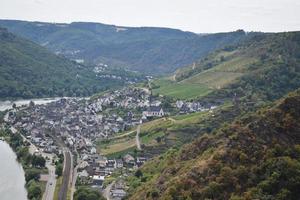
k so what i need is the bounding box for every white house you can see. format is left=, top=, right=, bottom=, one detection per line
left=143, top=106, right=165, bottom=117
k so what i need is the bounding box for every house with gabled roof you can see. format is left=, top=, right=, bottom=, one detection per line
left=143, top=106, right=165, bottom=117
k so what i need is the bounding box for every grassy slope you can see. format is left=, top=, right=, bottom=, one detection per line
left=152, top=50, right=259, bottom=100
left=152, top=79, right=212, bottom=99
left=128, top=89, right=300, bottom=200
left=152, top=32, right=300, bottom=101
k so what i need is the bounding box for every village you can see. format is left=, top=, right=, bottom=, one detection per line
left=3, top=85, right=217, bottom=200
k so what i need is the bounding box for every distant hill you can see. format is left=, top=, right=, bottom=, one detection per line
left=152, top=31, right=300, bottom=103
left=127, top=89, right=300, bottom=200
left=0, top=20, right=254, bottom=74
left=0, top=27, right=135, bottom=99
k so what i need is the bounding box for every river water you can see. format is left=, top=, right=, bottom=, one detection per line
left=0, top=97, right=64, bottom=111
left=0, top=97, right=90, bottom=112
left=0, top=141, right=27, bottom=200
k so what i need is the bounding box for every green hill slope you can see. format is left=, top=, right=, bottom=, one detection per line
left=0, top=20, right=254, bottom=74
left=127, top=89, right=300, bottom=200
left=0, top=27, right=127, bottom=99
left=153, top=32, right=300, bottom=101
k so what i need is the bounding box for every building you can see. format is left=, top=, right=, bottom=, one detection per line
left=111, top=189, right=126, bottom=199
left=143, top=106, right=165, bottom=117
left=92, top=175, right=105, bottom=186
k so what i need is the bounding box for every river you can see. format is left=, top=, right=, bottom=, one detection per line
left=0, top=140, right=27, bottom=200
left=0, top=97, right=90, bottom=112
left=0, top=97, right=65, bottom=111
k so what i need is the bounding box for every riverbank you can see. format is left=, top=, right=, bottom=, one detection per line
left=0, top=128, right=48, bottom=200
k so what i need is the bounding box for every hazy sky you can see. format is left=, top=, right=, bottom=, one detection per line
left=0, top=0, right=299, bottom=33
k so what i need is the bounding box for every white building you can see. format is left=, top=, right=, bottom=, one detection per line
left=143, top=106, right=165, bottom=117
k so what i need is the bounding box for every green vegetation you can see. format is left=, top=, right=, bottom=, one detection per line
left=0, top=27, right=139, bottom=99
left=124, top=32, right=300, bottom=199
left=55, top=153, right=64, bottom=177
left=98, top=137, right=136, bottom=156
left=27, top=180, right=43, bottom=200
left=152, top=32, right=300, bottom=104
left=97, top=103, right=239, bottom=158
left=152, top=78, right=212, bottom=100
left=74, top=187, right=105, bottom=200
left=0, top=20, right=253, bottom=74
left=127, top=89, right=300, bottom=200
left=0, top=129, right=47, bottom=200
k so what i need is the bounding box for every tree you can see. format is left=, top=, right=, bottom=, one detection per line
left=25, top=169, right=40, bottom=182
left=155, top=136, right=162, bottom=143
left=32, top=155, right=46, bottom=168
left=56, top=164, right=63, bottom=177
left=74, top=187, right=105, bottom=200
left=135, top=169, right=143, bottom=178
left=27, top=180, right=42, bottom=200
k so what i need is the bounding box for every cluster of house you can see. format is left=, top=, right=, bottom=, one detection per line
left=175, top=100, right=217, bottom=114
left=93, top=63, right=143, bottom=84
left=6, top=87, right=154, bottom=148
left=93, top=87, right=151, bottom=110
left=76, top=152, right=147, bottom=198
left=110, top=180, right=128, bottom=200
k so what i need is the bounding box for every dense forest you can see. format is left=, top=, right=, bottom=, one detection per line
left=0, top=27, right=141, bottom=99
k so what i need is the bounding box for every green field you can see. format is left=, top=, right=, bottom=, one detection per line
left=152, top=55, right=258, bottom=99
left=182, top=56, right=257, bottom=89
left=152, top=79, right=212, bottom=100
left=97, top=136, right=136, bottom=156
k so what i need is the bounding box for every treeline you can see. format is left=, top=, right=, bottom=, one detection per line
left=74, top=187, right=105, bottom=200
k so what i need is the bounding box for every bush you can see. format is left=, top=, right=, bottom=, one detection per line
left=55, top=164, right=63, bottom=177
left=31, top=155, right=46, bottom=168
left=27, top=180, right=42, bottom=200
left=74, top=187, right=105, bottom=200
left=25, top=169, right=40, bottom=182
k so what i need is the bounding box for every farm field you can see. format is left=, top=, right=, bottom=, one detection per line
left=152, top=79, right=212, bottom=100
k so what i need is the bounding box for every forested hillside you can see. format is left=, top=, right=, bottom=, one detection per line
left=124, top=32, right=300, bottom=200
left=0, top=27, right=131, bottom=99
left=0, top=20, right=254, bottom=74
left=127, top=89, right=300, bottom=200
left=153, top=31, right=300, bottom=103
